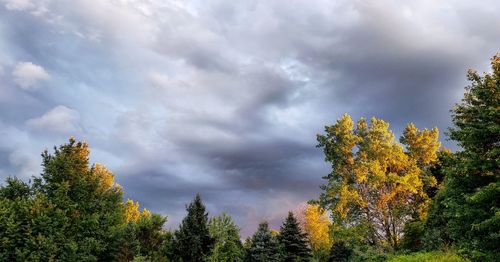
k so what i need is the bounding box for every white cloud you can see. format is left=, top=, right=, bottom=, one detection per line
left=12, top=62, right=50, bottom=90
left=26, top=105, right=81, bottom=134
left=2, top=0, right=34, bottom=11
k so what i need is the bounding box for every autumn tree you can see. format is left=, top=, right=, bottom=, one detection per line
left=172, top=194, right=213, bottom=261
left=207, top=213, right=245, bottom=262
left=300, top=204, right=332, bottom=254
left=278, top=212, right=311, bottom=261
left=424, top=54, right=500, bottom=259
left=317, top=115, right=440, bottom=249
left=247, top=221, right=282, bottom=261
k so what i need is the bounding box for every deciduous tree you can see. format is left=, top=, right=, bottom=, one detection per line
left=317, top=115, right=440, bottom=249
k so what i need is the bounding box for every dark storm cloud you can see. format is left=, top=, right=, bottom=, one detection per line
left=1, top=0, right=499, bottom=236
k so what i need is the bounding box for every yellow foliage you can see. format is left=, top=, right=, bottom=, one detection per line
left=92, top=163, right=115, bottom=190
left=124, top=199, right=140, bottom=223
left=124, top=199, right=150, bottom=223
left=303, top=204, right=332, bottom=252
left=317, top=114, right=442, bottom=248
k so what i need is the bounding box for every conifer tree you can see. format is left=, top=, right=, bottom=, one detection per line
left=173, top=194, right=213, bottom=261
left=424, top=54, right=500, bottom=258
left=247, top=221, right=281, bottom=261
left=278, top=212, right=311, bottom=261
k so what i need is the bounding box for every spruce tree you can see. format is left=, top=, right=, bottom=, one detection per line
left=173, top=194, right=213, bottom=261
left=424, top=54, right=500, bottom=258
left=278, top=212, right=311, bottom=261
left=247, top=221, right=281, bottom=261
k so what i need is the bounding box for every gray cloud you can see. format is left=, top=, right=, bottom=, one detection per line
left=1, top=0, right=499, bottom=236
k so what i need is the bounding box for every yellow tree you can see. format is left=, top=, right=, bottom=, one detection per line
left=316, top=114, right=440, bottom=249
left=300, top=204, right=332, bottom=253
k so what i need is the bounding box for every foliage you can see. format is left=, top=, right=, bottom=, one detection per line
left=0, top=138, right=168, bottom=261
left=299, top=203, right=332, bottom=258
left=387, top=251, right=468, bottom=262
left=247, top=221, right=282, bottom=261
left=207, top=213, right=245, bottom=262
left=0, top=138, right=125, bottom=261
left=400, top=220, right=424, bottom=252
left=423, top=54, right=500, bottom=257
left=328, top=241, right=352, bottom=262
left=278, top=212, right=311, bottom=261
left=172, top=194, right=213, bottom=261
left=317, top=114, right=440, bottom=249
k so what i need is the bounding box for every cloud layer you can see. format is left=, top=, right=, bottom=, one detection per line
left=0, top=0, right=499, bottom=236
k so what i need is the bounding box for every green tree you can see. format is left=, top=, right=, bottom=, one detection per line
left=424, top=54, right=500, bottom=258
left=317, top=115, right=440, bottom=249
left=247, top=221, right=281, bottom=261
left=0, top=138, right=126, bottom=261
left=172, top=194, right=213, bottom=261
left=278, top=212, right=311, bottom=261
left=207, top=213, right=245, bottom=262
left=117, top=213, right=169, bottom=261
left=328, top=241, right=352, bottom=262
left=0, top=138, right=168, bottom=261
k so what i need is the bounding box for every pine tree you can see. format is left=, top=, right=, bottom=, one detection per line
left=424, top=54, right=500, bottom=258
left=278, top=212, right=311, bottom=261
left=247, top=221, right=281, bottom=261
left=173, top=194, right=213, bottom=261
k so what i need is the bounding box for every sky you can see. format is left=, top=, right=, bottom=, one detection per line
left=0, top=0, right=499, bottom=237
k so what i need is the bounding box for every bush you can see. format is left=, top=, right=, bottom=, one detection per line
left=388, top=251, right=468, bottom=262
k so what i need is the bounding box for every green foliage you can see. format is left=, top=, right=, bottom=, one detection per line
left=0, top=138, right=168, bottom=261
left=278, top=212, right=311, bottom=261
left=388, top=251, right=468, bottom=262
left=207, top=213, right=245, bottom=262
left=247, top=221, right=281, bottom=261
left=0, top=138, right=125, bottom=261
left=328, top=241, right=352, bottom=262
left=400, top=220, right=424, bottom=252
left=172, top=194, right=213, bottom=261
left=117, top=214, right=169, bottom=261
left=424, top=54, right=500, bottom=257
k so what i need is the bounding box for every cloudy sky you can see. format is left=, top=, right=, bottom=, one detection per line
left=0, top=0, right=499, bottom=236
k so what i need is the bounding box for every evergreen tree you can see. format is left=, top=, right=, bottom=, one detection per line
left=424, top=54, right=500, bottom=258
left=328, top=241, right=352, bottom=262
left=278, top=212, right=311, bottom=261
left=172, top=194, right=213, bottom=261
left=247, top=221, right=281, bottom=261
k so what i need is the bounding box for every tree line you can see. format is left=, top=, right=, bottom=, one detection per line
left=0, top=54, right=498, bottom=261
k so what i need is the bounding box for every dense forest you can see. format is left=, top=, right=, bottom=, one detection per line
left=0, top=55, right=498, bottom=261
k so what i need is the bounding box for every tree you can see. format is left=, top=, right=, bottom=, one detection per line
left=172, top=194, right=213, bottom=261
left=424, top=54, right=500, bottom=258
left=0, top=138, right=126, bottom=261
left=297, top=203, right=332, bottom=257
left=278, top=212, right=311, bottom=261
left=317, top=115, right=440, bottom=249
left=247, top=221, right=281, bottom=261
left=0, top=138, right=168, bottom=261
left=207, top=213, right=245, bottom=262
left=328, top=241, right=352, bottom=262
